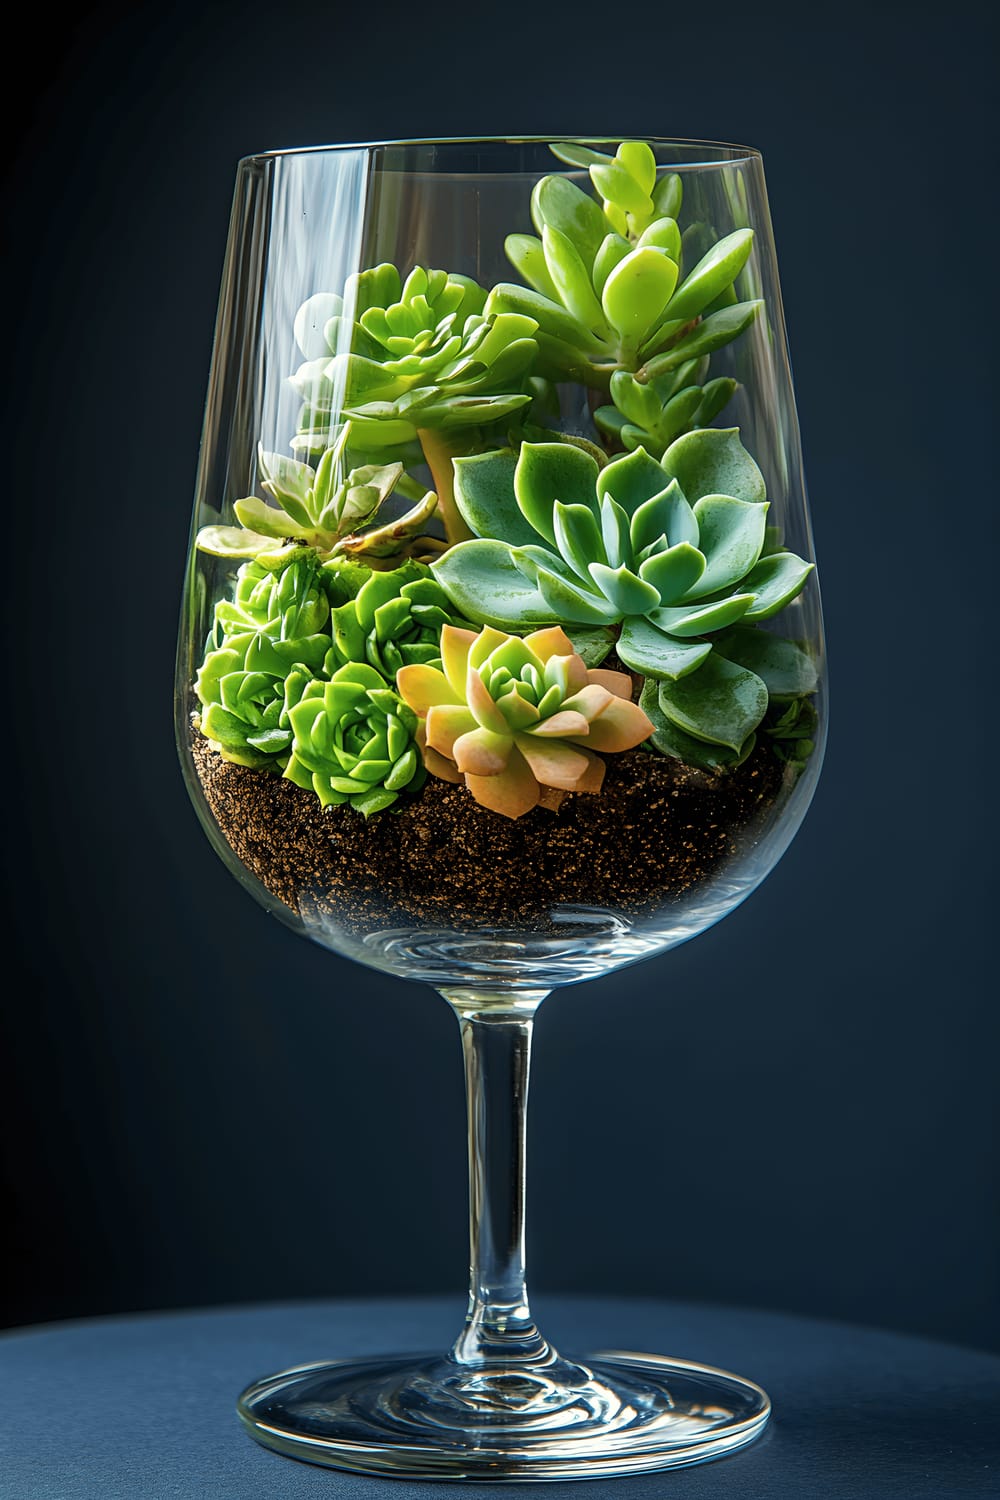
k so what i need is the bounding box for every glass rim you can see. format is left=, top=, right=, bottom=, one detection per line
left=238, top=134, right=763, bottom=168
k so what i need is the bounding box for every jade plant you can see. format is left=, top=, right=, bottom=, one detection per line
left=397, top=625, right=652, bottom=818
left=193, top=137, right=819, bottom=815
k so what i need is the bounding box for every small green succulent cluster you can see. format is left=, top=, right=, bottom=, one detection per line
left=195, top=547, right=470, bottom=810
left=290, top=264, right=538, bottom=460
left=432, top=427, right=816, bottom=768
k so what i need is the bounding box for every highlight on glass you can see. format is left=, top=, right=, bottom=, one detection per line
left=176, top=136, right=826, bottom=1479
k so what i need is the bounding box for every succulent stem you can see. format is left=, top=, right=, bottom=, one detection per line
left=418, top=428, right=476, bottom=546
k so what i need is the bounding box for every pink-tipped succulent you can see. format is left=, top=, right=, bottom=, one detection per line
left=396, top=624, right=653, bottom=818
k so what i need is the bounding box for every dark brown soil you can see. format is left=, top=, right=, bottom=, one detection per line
left=191, top=727, right=785, bottom=933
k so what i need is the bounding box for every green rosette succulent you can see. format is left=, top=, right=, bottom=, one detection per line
left=397, top=624, right=653, bottom=819
left=196, top=424, right=439, bottom=565
left=594, top=360, right=738, bottom=460
left=195, top=549, right=330, bottom=767
left=431, top=428, right=815, bottom=767
left=289, top=264, right=539, bottom=459
left=283, top=663, right=425, bottom=815
left=488, top=139, right=760, bottom=396
left=327, top=564, right=472, bottom=678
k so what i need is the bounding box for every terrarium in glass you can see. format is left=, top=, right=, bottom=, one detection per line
left=175, top=136, right=826, bottom=1479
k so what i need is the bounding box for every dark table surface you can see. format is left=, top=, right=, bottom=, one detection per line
left=1, top=1295, right=998, bottom=1498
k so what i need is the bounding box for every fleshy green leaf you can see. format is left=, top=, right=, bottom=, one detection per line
left=533, top=563, right=619, bottom=625
left=553, top=501, right=606, bottom=579
left=656, top=652, right=768, bottom=750
left=587, top=562, right=661, bottom=615
left=644, top=301, right=762, bottom=373
left=651, top=593, right=755, bottom=637
left=432, top=541, right=554, bottom=628
left=639, top=542, right=706, bottom=604
left=630, top=478, right=699, bottom=551
left=640, top=678, right=751, bottom=768
left=662, top=229, right=755, bottom=323
left=531, top=174, right=608, bottom=267
left=542, top=224, right=611, bottom=337
left=564, top=627, right=616, bottom=666
left=486, top=283, right=608, bottom=354
left=716, top=626, right=818, bottom=697
left=651, top=173, right=682, bottom=220
left=294, top=292, right=344, bottom=358
left=687, top=495, right=768, bottom=597
left=617, top=617, right=712, bottom=680
left=660, top=427, right=767, bottom=506
left=505, top=233, right=560, bottom=301
left=599, top=447, right=674, bottom=518
left=601, top=248, right=679, bottom=340
left=741, top=552, right=815, bottom=619
left=637, top=217, right=682, bottom=260
left=196, top=525, right=277, bottom=557
left=452, top=448, right=539, bottom=546
left=515, top=441, right=601, bottom=545
left=592, top=233, right=632, bottom=297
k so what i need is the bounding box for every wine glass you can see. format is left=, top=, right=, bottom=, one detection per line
left=175, top=136, right=825, bottom=1479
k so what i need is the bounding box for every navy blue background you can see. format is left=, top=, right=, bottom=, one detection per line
left=3, top=0, right=996, bottom=1351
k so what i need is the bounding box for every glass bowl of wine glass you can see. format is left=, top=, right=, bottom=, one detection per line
left=175, top=135, right=826, bottom=1480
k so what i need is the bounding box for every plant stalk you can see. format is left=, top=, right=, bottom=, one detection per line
left=417, top=429, right=475, bottom=546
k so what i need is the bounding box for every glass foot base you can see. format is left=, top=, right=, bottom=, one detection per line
left=237, top=1350, right=770, bottom=1479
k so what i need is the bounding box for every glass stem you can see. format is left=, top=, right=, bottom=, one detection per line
left=441, top=989, right=557, bottom=1370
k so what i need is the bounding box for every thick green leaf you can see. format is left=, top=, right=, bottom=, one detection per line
left=640, top=679, right=753, bottom=768
left=610, top=370, right=659, bottom=427
left=453, top=448, right=538, bottom=545
left=716, top=626, right=818, bottom=697
left=599, top=446, right=673, bottom=519
left=599, top=495, right=632, bottom=568
left=564, top=626, right=616, bottom=665
left=587, top=562, right=660, bottom=615
left=687, top=495, right=768, bottom=596
left=531, top=175, right=607, bottom=268
left=651, top=173, right=682, bottom=221
left=515, top=441, right=601, bottom=545
left=542, top=224, right=611, bottom=337
left=533, top=563, right=619, bottom=624
left=486, top=283, right=607, bottom=354
left=618, top=617, right=712, bottom=681
left=694, top=378, right=738, bottom=426
left=591, top=159, right=652, bottom=216
left=644, top=301, right=762, bottom=374
left=651, top=594, right=754, bottom=636
left=661, top=427, right=766, bottom=506
left=663, top=230, right=754, bottom=323
left=639, top=542, right=706, bottom=604
left=553, top=501, right=606, bottom=579
left=592, top=233, right=632, bottom=297
left=549, top=142, right=613, bottom=169
left=630, top=479, right=699, bottom=551
left=431, top=541, right=554, bottom=628
left=233, top=496, right=309, bottom=540
left=638, top=217, right=682, bottom=260
left=741, top=553, right=815, bottom=619
left=618, top=141, right=656, bottom=192
left=657, top=653, right=768, bottom=750
left=505, top=233, right=560, bottom=300
left=417, top=392, right=532, bottom=429
left=601, top=248, right=679, bottom=341
left=196, top=525, right=276, bottom=557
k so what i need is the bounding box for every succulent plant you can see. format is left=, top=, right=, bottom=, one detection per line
left=195, top=549, right=331, bottom=767
left=283, top=663, right=425, bottom=815
left=327, top=563, right=472, bottom=679
left=431, top=427, right=814, bottom=765
left=289, top=264, right=539, bottom=461
left=488, top=139, right=760, bottom=393
left=195, top=660, right=315, bottom=769
left=396, top=624, right=652, bottom=819
left=593, top=360, right=738, bottom=460
left=196, top=423, right=440, bottom=565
